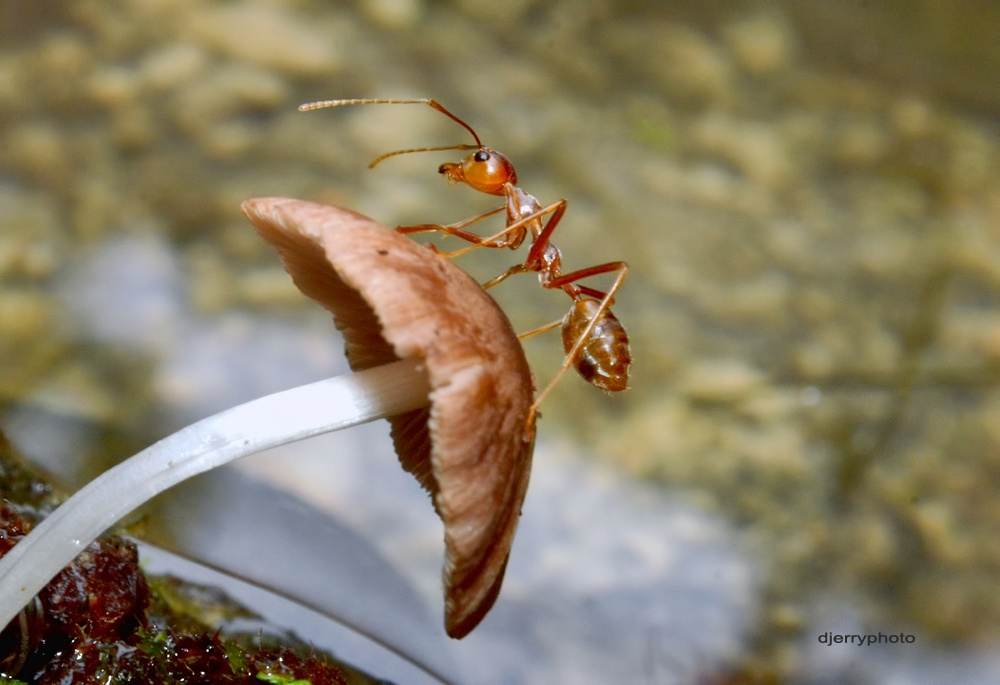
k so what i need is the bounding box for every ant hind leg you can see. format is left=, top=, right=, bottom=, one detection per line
left=525, top=262, right=629, bottom=434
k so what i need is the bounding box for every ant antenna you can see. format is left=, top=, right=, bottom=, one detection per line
left=366, top=143, right=479, bottom=169
left=298, top=98, right=486, bottom=167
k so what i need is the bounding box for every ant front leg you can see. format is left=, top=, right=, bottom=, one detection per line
left=396, top=206, right=505, bottom=247
left=446, top=199, right=566, bottom=260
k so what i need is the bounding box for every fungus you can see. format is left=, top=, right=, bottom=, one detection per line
left=0, top=199, right=536, bottom=641
left=244, top=198, right=536, bottom=637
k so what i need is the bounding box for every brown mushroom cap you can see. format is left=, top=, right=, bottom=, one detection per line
left=241, top=197, right=536, bottom=638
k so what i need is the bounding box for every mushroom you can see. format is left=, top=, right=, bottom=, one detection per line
left=0, top=199, right=536, bottom=641
left=244, top=197, right=536, bottom=638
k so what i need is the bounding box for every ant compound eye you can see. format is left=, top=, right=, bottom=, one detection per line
left=474, top=150, right=490, bottom=162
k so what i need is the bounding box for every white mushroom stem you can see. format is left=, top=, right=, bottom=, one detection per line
left=0, top=357, right=431, bottom=631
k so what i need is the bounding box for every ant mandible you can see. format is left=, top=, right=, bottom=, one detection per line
left=299, top=98, right=631, bottom=430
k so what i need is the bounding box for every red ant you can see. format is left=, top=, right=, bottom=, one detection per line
left=299, top=98, right=631, bottom=429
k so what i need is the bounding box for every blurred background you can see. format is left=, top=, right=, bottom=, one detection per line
left=1, top=0, right=1000, bottom=683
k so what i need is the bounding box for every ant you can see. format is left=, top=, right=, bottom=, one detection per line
left=299, top=98, right=631, bottom=431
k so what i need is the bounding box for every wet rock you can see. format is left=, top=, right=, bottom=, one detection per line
left=724, top=12, right=796, bottom=76
left=187, top=4, right=342, bottom=77
left=679, top=359, right=766, bottom=404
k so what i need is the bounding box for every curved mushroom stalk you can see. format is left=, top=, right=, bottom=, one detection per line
left=0, top=199, right=536, bottom=641
left=0, top=358, right=431, bottom=633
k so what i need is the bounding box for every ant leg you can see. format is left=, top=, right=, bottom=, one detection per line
left=517, top=319, right=562, bottom=341
left=523, top=200, right=567, bottom=265
left=481, top=263, right=529, bottom=290
left=526, top=263, right=629, bottom=430
left=545, top=260, right=628, bottom=303
left=446, top=199, right=567, bottom=259
left=396, top=206, right=504, bottom=243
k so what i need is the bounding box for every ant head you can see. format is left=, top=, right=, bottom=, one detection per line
left=439, top=148, right=517, bottom=196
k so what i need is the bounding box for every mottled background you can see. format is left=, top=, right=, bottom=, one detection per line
left=2, top=1, right=1000, bottom=683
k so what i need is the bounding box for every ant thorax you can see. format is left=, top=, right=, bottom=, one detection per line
left=506, top=186, right=544, bottom=236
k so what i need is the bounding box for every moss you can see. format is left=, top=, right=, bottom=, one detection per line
left=256, top=671, right=314, bottom=685
left=0, top=434, right=376, bottom=685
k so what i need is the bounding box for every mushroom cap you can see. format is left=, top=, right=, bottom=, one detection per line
left=241, top=197, right=536, bottom=638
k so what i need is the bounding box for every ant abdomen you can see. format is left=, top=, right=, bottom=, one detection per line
left=561, top=298, right=631, bottom=392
